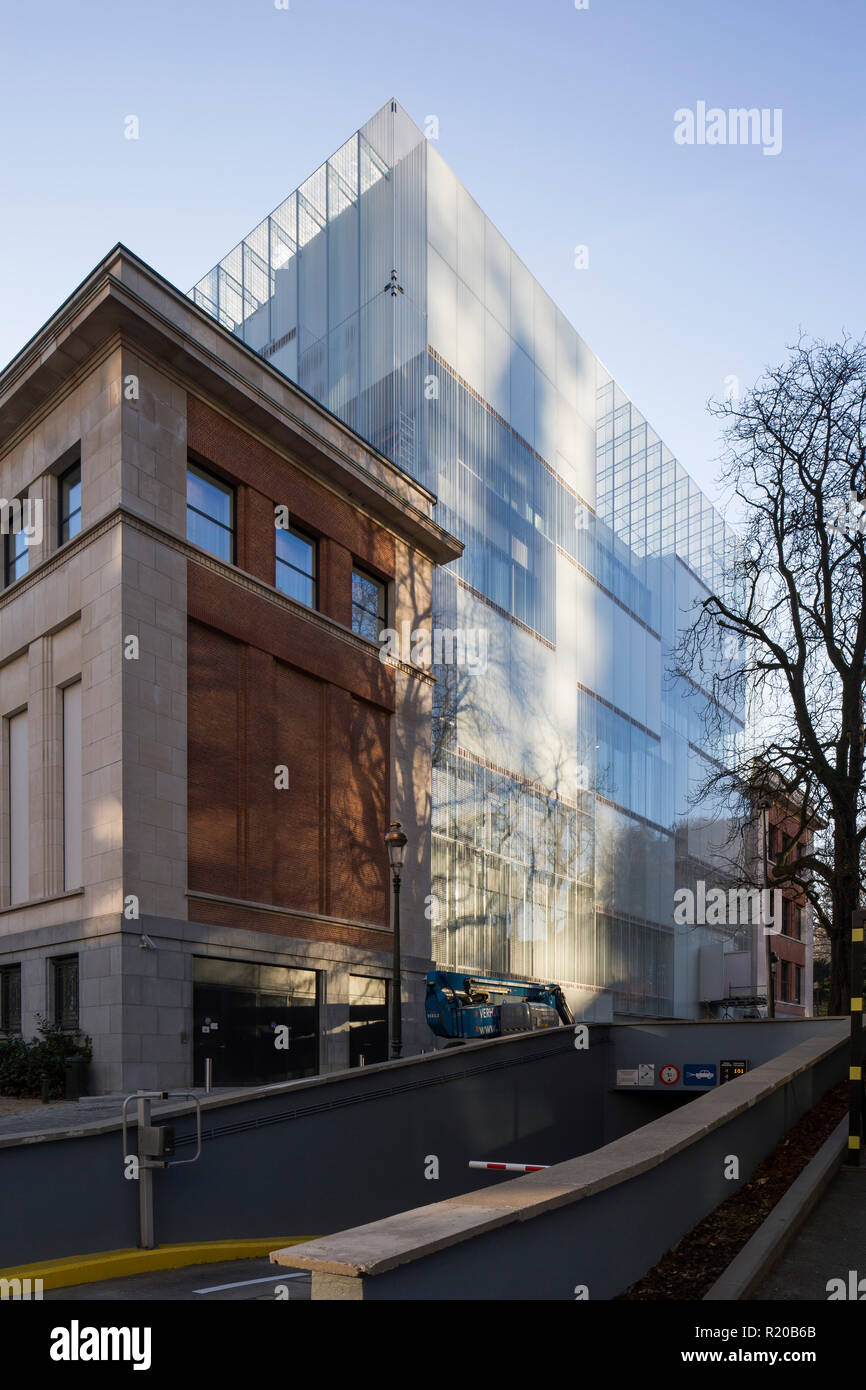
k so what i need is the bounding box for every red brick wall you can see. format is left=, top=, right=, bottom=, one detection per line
left=185, top=396, right=401, bottom=935
left=187, top=396, right=394, bottom=616
left=188, top=617, right=391, bottom=928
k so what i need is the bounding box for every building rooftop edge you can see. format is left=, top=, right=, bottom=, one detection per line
left=0, top=243, right=463, bottom=568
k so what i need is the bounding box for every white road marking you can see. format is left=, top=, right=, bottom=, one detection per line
left=193, top=1272, right=308, bottom=1294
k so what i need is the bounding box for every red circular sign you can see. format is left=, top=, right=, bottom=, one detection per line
left=659, top=1064, right=681, bottom=1086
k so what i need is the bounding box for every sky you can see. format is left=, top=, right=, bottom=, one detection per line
left=1, top=0, right=863, bottom=507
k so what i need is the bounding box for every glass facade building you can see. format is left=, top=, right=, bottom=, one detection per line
left=190, top=99, right=742, bottom=1018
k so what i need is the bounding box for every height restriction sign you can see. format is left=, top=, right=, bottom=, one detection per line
left=659, top=1063, right=681, bottom=1086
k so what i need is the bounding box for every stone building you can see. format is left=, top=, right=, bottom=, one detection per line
left=0, top=245, right=461, bottom=1092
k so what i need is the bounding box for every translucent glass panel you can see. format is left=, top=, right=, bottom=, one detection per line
left=431, top=748, right=593, bottom=985
left=185, top=99, right=741, bottom=1016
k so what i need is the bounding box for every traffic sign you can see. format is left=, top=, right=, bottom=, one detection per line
left=720, top=1059, right=749, bottom=1084
left=659, top=1063, right=680, bottom=1085
left=684, top=1063, right=717, bottom=1087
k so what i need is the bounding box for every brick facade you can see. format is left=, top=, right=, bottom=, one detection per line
left=0, top=247, right=461, bottom=1091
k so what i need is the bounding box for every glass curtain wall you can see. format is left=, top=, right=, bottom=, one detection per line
left=189, top=100, right=740, bottom=1018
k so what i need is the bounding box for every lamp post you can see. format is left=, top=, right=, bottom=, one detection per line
left=758, top=796, right=775, bottom=1020
left=385, top=821, right=408, bottom=1060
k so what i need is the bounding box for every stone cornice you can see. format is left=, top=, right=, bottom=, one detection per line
left=0, top=507, right=434, bottom=685
left=0, top=245, right=462, bottom=569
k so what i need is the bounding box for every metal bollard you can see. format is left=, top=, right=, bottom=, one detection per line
left=204, top=1057, right=213, bottom=1094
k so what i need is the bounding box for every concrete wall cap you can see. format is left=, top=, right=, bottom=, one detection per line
left=270, top=1028, right=847, bottom=1278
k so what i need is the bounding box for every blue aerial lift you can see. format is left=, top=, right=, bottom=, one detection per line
left=425, top=970, right=575, bottom=1042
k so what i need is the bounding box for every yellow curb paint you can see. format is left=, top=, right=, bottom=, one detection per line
left=0, top=1237, right=313, bottom=1291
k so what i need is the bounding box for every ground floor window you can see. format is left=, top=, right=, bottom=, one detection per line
left=193, top=957, right=318, bottom=1087
left=349, top=975, right=388, bottom=1067
left=0, top=964, right=21, bottom=1034
left=52, top=955, right=79, bottom=1031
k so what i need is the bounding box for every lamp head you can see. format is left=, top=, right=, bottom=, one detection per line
left=385, top=821, right=408, bottom=873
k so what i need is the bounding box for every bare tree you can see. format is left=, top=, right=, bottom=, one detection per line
left=679, top=336, right=866, bottom=1012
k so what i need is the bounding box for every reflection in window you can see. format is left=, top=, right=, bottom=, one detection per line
left=349, top=975, right=388, bottom=1066
left=3, top=498, right=29, bottom=585
left=187, top=465, right=234, bottom=562
left=60, top=463, right=82, bottom=543
left=276, top=525, right=317, bottom=608
left=351, top=567, right=386, bottom=641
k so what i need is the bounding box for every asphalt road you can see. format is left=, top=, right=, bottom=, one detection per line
left=44, top=1258, right=311, bottom=1301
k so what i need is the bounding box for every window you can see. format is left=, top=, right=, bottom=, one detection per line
left=8, top=710, right=28, bottom=904
left=0, top=965, right=21, bottom=1034
left=351, top=567, right=387, bottom=642
left=780, top=959, right=790, bottom=1002
left=192, top=957, right=318, bottom=1086
left=793, top=906, right=803, bottom=941
left=349, top=975, right=388, bottom=1067
left=63, top=682, right=83, bottom=889
left=187, top=464, right=234, bottom=562
left=53, top=956, right=79, bottom=1031
left=275, top=524, right=317, bottom=608
left=794, top=964, right=803, bottom=1005
left=59, top=462, right=82, bottom=543
left=3, top=497, right=29, bottom=586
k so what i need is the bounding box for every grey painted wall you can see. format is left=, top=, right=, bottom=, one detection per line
left=0, top=1018, right=842, bottom=1269
left=341, top=1040, right=845, bottom=1300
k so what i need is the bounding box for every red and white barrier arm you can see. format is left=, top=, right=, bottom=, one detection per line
left=468, top=1160, right=549, bottom=1173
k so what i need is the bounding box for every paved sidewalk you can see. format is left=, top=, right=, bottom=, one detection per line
left=0, top=1090, right=230, bottom=1140
left=751, top=1167, right=866, bottom=1300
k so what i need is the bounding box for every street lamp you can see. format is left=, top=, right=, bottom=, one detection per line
left=758, top=796, right=775, bottom=1020
left=385, top=821, right=408, bottom=1060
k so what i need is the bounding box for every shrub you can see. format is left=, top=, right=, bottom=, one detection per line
left=0, top=1016, right=93, bottom=1099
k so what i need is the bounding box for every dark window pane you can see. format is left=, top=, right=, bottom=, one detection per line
left=349, top=975, right=388, bottom=1066
left=0, top=966, right=21, bottom=1034
left=53, top=956, right=79, bottom=1031
left=192, top=957, right=318, bottom=1085
left=351, top=567, right=386, bottom=641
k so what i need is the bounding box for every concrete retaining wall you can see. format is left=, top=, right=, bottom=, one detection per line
left=0, top=1017, right=844, bottom=1269
left=270, top=1029, right=848, bottom=1300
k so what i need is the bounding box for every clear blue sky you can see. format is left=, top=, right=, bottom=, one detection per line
left=1, top=0, right=862, bottom=504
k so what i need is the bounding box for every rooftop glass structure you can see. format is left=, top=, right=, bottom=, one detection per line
left=190, top=99, right=742, bottom=1017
